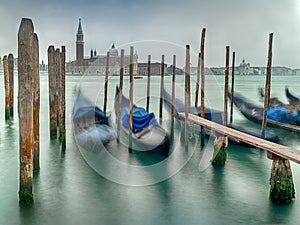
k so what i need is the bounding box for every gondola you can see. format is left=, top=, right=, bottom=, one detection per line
left=163, top=88, right=223, bottom=124
left=230, top=91, right=300, bottom=132
left=163, top=88, right=280, bottom=145
left=285, top=87, right=300, bottom=104
left=72, top=89, right=117, bottom=153
left=114, top=86, right=170, bottom=156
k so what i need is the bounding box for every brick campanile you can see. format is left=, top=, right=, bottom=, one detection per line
left=76, top=18, right=84, bottom=66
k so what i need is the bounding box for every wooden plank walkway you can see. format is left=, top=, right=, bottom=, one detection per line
left=178, top=112, right=300, bottom=164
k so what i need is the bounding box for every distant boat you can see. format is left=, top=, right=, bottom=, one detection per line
left=230, top=91, right=300, bottom=132
left=72, top=89, right=116, bottom=153
left=285, top=87, right=300, bottom=104
left=163, top=88, right=223, bottom=123
left=114, top=86, right=170, bottom=156
left=134, top=75, right=143, bottom=79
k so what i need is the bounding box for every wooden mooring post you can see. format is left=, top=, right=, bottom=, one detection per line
left=3, top=55, right=10, bottom=120
left=33, top=33, right=40, bottom=171
left=183, top=45, right=191, bottom=148
left=229, top=51, right=235, bottom=124
left=263, top=33, right=295, bottom=203
left=117, top=49, right=124, bottom=142
left=146, top=55, right=151, bottom=112
left=223, top=46, right=230, bottom=127
left=55, top=48, right=60, bottom=136
left=8, top=53, right=14, bottom=117
left=170, top=55, right=176, bottom=141
left=18, top=18, right=35, bottom=204
left=128, top=46, right=134, bottom=152
left=48, top=45, right=57, bottom=139
left=103, top=51, right=110, bottom=113
left=59, top=46, right=66, bottom=150
left=200, top=28, right=206, bottom=146
left=159, top=55, right=165, bottom=124
left=212, top=46, right=229, bottom=167
left=261, top=33, right=272, bottom=138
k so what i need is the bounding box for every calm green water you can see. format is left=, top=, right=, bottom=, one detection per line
left=1, top=73, right=300, bottom=225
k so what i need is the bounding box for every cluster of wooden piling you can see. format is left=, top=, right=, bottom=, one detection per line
left=17, top=18, right=40, bottom=205
left=17, top=18, right=66, bottom=204
left=47, top=45, right=66, bottom=150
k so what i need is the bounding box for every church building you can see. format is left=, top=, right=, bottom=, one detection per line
left=66, top=19, right=138, bottom=75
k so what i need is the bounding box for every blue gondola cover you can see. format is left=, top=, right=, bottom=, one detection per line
left=267, top=106, right=288, bottom=123
left=267, top=106, right=300, bottom=124
left=121, top=107, right=158, bottom=130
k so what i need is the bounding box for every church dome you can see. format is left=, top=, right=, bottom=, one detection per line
left=109, top=43, right=118, bottom=57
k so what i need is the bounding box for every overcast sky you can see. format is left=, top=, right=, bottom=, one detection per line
left=0, top=0, right=299, bottom=68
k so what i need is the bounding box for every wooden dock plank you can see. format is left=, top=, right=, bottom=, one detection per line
left=178, top=113, right=300, bottom=164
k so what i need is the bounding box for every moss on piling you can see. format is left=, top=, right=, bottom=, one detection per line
left=59, top=128, right=66, bottom=151
left=50, top=120, right=57, bottom=139
left=19, top=188, right=34, bottom=206
left=212, top=148, right=227, bottom=166
left=5, top=109, right=10, bottom=120
left=270, top=179, right=295, bottom=203
left=212, top=137, right=228, bottom=167
left=269, top=159, right=295, bottom=204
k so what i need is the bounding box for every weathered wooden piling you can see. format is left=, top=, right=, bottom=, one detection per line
left=159, top=55, right=165, bottom=123
left=195, top=53, right=200, bottom=109
left=48, top=45, right=57, bottom=139
left=55, top=48, right=61, bottom=129
left=224, top=46, right=230, bottom=127
left=3, top=55, right=10, bottom=120
left=55, top=48, right=61, bottom=132
left=212, top=46, right=230, bottom=166
left=117, top=49, right=124, bottom=141
left=8, top=53, right=14, bottom=117
left=146, top=55, right=151, bottom=112
left=59, top=46, right=66, bottom=150
left=170, top=55, right=176, bottom=140
left=184, top=45, right=191, bottom=147
left=212, top=136, right=228, bottom=166
left=264, top=33, right=295, bottom=203
left=129, top=46, right=134, bottom=152
left=200, top=28, right=206, bottom=146
left=269, top=159, right=295, bottom=203
left=33, top=33, right=40, bottom=171
left=103, top=51, right=110, bottom=113
left=229, top=51, right=235, bottom=124
left=18, top=18, right=34, bottom=204
left=261, top=33, right=273, bottom=138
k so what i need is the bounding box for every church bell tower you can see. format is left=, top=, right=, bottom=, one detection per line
left=76, top=18, right=84, bottom=66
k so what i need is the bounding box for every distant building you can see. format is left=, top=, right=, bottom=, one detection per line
left=167, top=65, right=184, bottom=75
left=66, top=19, right=138, bottom=75
left=295, top=69, right=300, bottom=75
left=236, top=59, right=252, bottom=75
left=188, top=66, right=214, bottom=75
left=138, top=62, right=167, bottom=76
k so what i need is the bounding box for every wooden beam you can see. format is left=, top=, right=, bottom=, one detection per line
left=178, top=112, right=300, bottom=164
